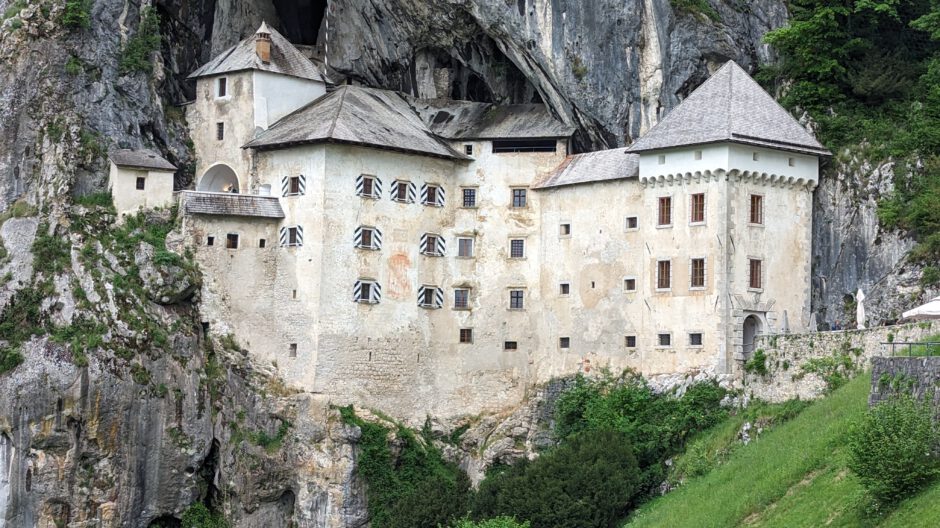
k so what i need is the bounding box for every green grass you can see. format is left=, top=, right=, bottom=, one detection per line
left=889, top=334, right=940, bottom=357
left=625, top=371, right=940, bottom=527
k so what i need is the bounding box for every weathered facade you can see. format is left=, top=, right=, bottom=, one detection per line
left=107, top=149, right=176, bottom=219
left=180, top=24, right=828, bottom=420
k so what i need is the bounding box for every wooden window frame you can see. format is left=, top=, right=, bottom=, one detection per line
left=690, top=257, right=706, bottom=290
left=459, top=328, right=473, bottom=344
left=226, top=233, right=239, bottom=249
left=453, top=288, right=470, bottom=310
left=511, top=188, right=527, bottom=208
left=657, top=196, right=672, bottom=227
left=457, top=237, right=474, bottom=258
left=749, top=194, right=764, bottom=225
left=656, top=260, right=672, bottom=291
left=509, top=238, right=526, bottom=259
left=217, top=77, right=227, bottom=98
left=748, top=258, right=763, bottom=291
left=690, top=193, right=706, bottom=225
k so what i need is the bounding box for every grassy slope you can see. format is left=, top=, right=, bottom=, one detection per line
left=625, top=372, right=940, bottom=528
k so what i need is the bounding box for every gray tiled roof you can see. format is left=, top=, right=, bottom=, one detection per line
left=627, top=61, right=830, bottom=156
left=109, top=149, right=176, bottom=171
left=534, top=149, right=639, bottom=189
left=188, top=23, right=324, bottom=82
left=182, top=191, right=284, bottom=218
left=410, top=99, right=575, bottom=139
left=244, top=86, right=467, bottom=160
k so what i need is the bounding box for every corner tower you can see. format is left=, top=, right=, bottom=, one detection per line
left=186, top=22, right=327, bottom=194
left=627, top=61, right=831, bottom=374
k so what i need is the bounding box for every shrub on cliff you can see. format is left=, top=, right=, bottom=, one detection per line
left=119, top=6, right=161, bottom=75
left=848, top=394, right=940, bottom=507
left=452, top=516, right=530, bottom=528
left=473, top=429, right=641, bottom=528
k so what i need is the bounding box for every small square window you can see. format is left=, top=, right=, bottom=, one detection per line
left=206, top=236, right=215, bottom=246
left=135, top=177, right=146, bottom=190
left=788, top=157, right=796, bottom=167
left=689, top=333, right=703, bottom=346
left=511, top=188, right=527, bottom=208
left=658, top=154, right=666, bottom=165
left=658, top=333, right=672, bottom=347
left=217, top=77, right=227, bottom=98
left=459, top=328, right=473, bottom=343
left=694, top=150, right=702, bottom=160
left=560, top=283, right=570, bottom=295
left=625, top=335, right=637, bottom=348
left=504, top=341, right=518, bottom=350
left=226, top=233, right=239, bottom=249
left=623, top=278, right=636, bottom=292
left=510, top=239, right=525, bottom=259
left=559, top=223, right=571, bottom=236
left=458, top=237, right=474, bottom=258
left=464, top=144, right=474, bottom=156
left=259, top=239, right=266, bottom=248
left=509, top=289, right=525, bottom=310
left=289, top=343, right=297, bottom=357
left=462, top=188, right=477, bottom=208
left=454, top=288, right=470, bottom=309
left=559, top=337, right=570, bottom=349
left=625, top=216, right=638, bottom=230
left=216, top=122, right=224, bottom=141
left=752, top=152, right=760, bottom=161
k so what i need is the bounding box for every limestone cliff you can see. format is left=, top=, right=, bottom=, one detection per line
left=0, top=0, right=931, bottom=525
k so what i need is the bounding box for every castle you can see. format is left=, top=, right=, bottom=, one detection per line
left=110, top=24, right=829, bottom=419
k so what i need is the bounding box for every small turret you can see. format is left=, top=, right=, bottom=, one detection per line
left=256, top=22, right=272, bottom=63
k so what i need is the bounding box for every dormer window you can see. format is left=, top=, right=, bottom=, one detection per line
left=217, top=77, right=227, bottom=98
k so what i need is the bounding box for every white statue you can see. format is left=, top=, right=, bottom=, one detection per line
left=856, top=288, right=866, bottom=330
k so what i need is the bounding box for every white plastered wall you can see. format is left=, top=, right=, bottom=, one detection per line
left=108, top=164, right=175, bottom=219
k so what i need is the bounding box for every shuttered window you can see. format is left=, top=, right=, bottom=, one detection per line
left=421, top=184, right=445, bottom=207
left=280, top=226, right=304, bottom=247
left=355, top=226, right=382, bottom=250
left=417, top=285, right=444, bottom=309
left=357, top=174, right=382, bottom=199
left=420, top=233, right=445, bottom=256
left=353, top=279, right=382, bottom=304
left=391, top=180, right=416, bottom=203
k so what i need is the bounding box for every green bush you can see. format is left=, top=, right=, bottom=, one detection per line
left=61, top=0, right=91, bottom=29
left=473, top=429, right=641, bottom=528
left=744, top=349, right=768, bottom=376
left=181, top=503, right=228, bottom=528
left=119, top=6, right=161, bottom=74
left=848, top=395, right=940, bottom=507
left=452, top=517, right=530, bottom=528
left=921, top=265, right=940, bottom=287
left=670, top=0, right=720, bottom=21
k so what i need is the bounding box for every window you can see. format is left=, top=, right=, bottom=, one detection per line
left=355, top=226, right=382, bottom=250
left=750, top=194, right=763, bottom=224
left=560, top=282, right=570, bottom=295
left=216, top=122, right=224, bottom=140
left=459, top=328, right=473, bottom=343
left=421, top=233, right=444, bottom=256
left=462, top=188, right=477, bottom=208
left=511, top=188, right=527, bottom=208
left=285, top=175, right=304, bottom=196
left=658, top=154, right=666, bottom=165
left=492, top=139, right=556, bottom=153
left=658, top=333, right=672, bottom=347
left=354, top=279, right=381, bottom=304
left=135, top=177, right=146, bottom=190
left=623, top=277, right=636, bottom=292
left=206, top=236, right=215, bottom=246
left=559, top=337, right=570, bottom=349
left=749, top=259, right=763, bottom=289
left=694, top=150, right=702, bottom=160
left=226, top=233, right=239, bottom=249
left=788, top=157, right=796, bottom=167
left=509, top=239, right=525, bottom=258
left=658, top=196, right=672, bottom=226
left=689, top=333, right=703, bottom=346
left=690, top=258, right=706, bottom=289
left=509, top=289, right=525, bottom=310
left=464, top=144, right=474, bottom=156
left=259, top=239, right=266, bottom=248
left=657, top=260, right=671, bottom=290
left=289, top=343, right=297, bottom=357
left=357, top=174, right=381, bottom=199
left=421, top=183, right=444, bottom=206
left=389, top=180, right=415, bottom=203
left=690, top=193, right=705, bottom=224
left=504, top=341, right=518, bottom=350
left=457, top=237, right=474, bottom=258
left=454, top=288, right=470, bottom=309
left=752, top=151, right=760, bottom=161
left=418, top=285, right=443, bottom=309
left=625, top=216, right=638, bottom=230
left=280, top=226, right=303, bottom=247
left=559, top=223, right=571, bottom=236
left=625, top=335, right=637, bottom=348
left=217, top=77, right=227, bottom=97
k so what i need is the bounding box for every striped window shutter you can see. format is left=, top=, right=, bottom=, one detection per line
left=353, top=280, right=364, bottom=302
left=390, top=180, right=399, bottom=200
left=420, top=183, right=428, bottom=204
left=281, top=175, right=306, bottom=196
left=371, top=281, right=382, bottom=303
left=295, top=225, right=304, bottom=246
left=279, top=227, right=288, bottom=246
left=436, top=235, right=445, bottom=255
left=435, top=186, right=445, bottom=206
left=298, top=174, right=306, bottom=194
left=408, top=182, right=417, bottom=203
left=281, top=176, right=289, bottom=197
left=354, top=226, right=363, bottom=247
left=373, top=227, right=383, bottom=250
left=374, top=177, right=382, bottom=197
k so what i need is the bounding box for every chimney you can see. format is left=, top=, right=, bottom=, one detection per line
left=256, top=22, right=272, bottom=63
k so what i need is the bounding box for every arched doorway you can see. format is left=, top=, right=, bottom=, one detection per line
left=197, top=164, right=240, bottom=193
left=742, top=314, right=763, bottom=360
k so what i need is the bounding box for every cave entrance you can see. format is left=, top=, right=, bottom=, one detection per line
left=272, top=0, right=328, bottom=45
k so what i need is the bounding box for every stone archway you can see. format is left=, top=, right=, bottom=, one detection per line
left=742, top=314, right=763, bottom=360
left=197, top=164, right=240, bottom=193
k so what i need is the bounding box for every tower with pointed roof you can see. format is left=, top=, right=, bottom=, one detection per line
left=186, top=22, right=326, bottom=195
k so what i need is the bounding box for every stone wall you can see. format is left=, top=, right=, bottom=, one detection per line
left=870, top=356, right=940, bottom=414
left=743, top=320, right=939, bottom=402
